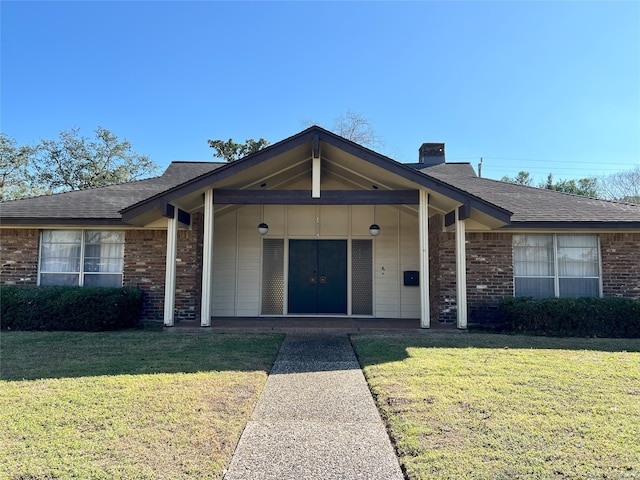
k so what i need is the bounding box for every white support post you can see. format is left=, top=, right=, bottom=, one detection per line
left=200, top=189, right=214, bottom=326
left=163, top=208, right=178, bottom=327
left=312, top=155, right=321, bottom=198
left=455, top=207, right=468, bottom=329
left=419, top=189, right=430, bottom=328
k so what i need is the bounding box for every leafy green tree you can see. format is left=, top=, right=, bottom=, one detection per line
left=501, top=171, right=533, bottom=186
left=500, top=170, right=600, bottom=197
left=0, top=133, right=35, bottom=200
left=32, top=127, right=158, bottom=192
left=0, top=127, right=158, bottom=200
left=207, top=138, right=270, bottom=162
left=541, top=173, right=599, bottom=197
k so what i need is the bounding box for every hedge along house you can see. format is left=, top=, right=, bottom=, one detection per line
left=2, top=126, right=640, bottom=329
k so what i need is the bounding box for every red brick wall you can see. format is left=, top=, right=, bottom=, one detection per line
left=175, top=212, right=203, bottom=322
left=429, top=221, right=514, bottom=323
left=123, top=229, right=167, bottom=321
left=435, top=230, right=457, bottom=323
left=465, top=232, right=514, bottom=322
left=600, top=232, right=640, bottom=299
left=123, top=213, right=204, bottom=323
left=4, top=224, right=638, bottom=325
left=0, top=229, right=39, bottom=285
left=428, top=215, right=443, bottom=321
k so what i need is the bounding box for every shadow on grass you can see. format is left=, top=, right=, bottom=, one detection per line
left=350, top=332, right=640, bottom=368
left=0, top=329, right=285, bottom=382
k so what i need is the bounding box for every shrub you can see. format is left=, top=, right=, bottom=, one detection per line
left=499, top=297, right=640, bottom=338
left=0, top=286, right=144, bottom=331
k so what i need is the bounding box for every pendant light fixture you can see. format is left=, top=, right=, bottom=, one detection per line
left=369, top=205, right=380, bottom=236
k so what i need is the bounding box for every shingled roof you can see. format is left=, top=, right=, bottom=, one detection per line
left=2, top=140, right=639, bottom=229
left=0, top=161, right=224, bottom=225
left=424, top=163, right=640, bottom=228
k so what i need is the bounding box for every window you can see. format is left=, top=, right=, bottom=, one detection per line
left=513, top=234, right=600, bottom=298
left=39, top=230, right=124, bottom=287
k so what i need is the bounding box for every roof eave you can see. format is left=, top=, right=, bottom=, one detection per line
left=502, top=221, right=640, bottom=230
left=0, top=217, right=128, bottom=227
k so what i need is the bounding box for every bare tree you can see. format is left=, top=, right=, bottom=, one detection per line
left=302, top=110, right=384, bottom=149
left=599, top=166, right=640, bottom=203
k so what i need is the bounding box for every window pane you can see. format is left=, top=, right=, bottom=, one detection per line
left=40, top=273, right=79, bottom=286
left=84, top=274, right=123, bottom=287
left=559, top=278, right=599, bottom=297
left=42, top=230, right=81, bottom=244
left=557, top=235, right=599, bottom=277
left=513, top=234, right=554, bottom=276
left=85, top=231, right=124, bottom=244
left=557, top=235, right=597, bottom=248
left=84, top=258, right=124, bottom=273
left=515, top=277, right=555, bottom=298
left=513, top=234, right=553, bottom=248
left=40, top=245, right=81, bottom=272
left=514, top=258, right=554, bottom=276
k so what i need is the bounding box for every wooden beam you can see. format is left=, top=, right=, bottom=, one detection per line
left=213, top=189, right=419, bottom=205
left=445, top=202, right=471, bottom=227
left=444, top=210, right=456, bottom=227
left=458, top=202, right=471, bottom=220
left=162, top=203, right=191, bottom=226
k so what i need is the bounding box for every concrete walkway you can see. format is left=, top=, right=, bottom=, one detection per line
left=223, top=334, right=404, bottom=480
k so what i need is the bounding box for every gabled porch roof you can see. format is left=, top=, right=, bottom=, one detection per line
left=120, top=126, right=512, bottom=228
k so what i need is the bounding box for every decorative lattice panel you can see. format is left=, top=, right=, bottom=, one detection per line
left=261, top=239, right=284, bottom=314
left=352, top=240, right=373, bottom=315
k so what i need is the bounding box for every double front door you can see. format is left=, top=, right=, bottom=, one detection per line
left=288, top=240, right=347, bottom=314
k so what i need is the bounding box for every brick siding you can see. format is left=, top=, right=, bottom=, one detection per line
left=0, top=229, right=39, bottom=285
left=123, top=229, right=167, bottom=321
left=465, top=232, right=514, bottom=323
left=429, top=221, right=514, bottom=324
left=123, top=212, right=204, bottom=323
left=600, top=232, right=640, bottom=299
left=2, top=224, right=638, bottom=325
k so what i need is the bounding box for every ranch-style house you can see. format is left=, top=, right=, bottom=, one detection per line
left=1, top=126, right=639, bottom=328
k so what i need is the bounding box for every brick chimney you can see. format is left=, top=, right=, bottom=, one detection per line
left=419, top=143, right=445, bottom=167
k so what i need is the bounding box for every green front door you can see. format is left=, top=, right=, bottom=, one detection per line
left=288, top=240, right=347, bottom=314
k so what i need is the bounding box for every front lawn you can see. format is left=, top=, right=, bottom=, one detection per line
left=0, top=330, right=283, bottom=479
left=351, top=333, right=640, bottom=480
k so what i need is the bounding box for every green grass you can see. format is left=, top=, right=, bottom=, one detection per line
left=0, top=330, right=284, bottom=479
left=351, top=333, right=640, bottom=480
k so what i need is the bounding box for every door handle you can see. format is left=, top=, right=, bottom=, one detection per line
left=309, top=276, right=316, bottom=284
left=319, top=276, right=327, bottom=284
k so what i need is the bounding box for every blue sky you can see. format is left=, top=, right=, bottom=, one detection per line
left=2, top=1, right=638, bottom=183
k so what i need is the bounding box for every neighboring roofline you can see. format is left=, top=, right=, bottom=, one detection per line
left=503, top=221, right=640, bottom=230
left=0, top=218, right=129, bottom=226
left=120, top=126, right=512, bottom=224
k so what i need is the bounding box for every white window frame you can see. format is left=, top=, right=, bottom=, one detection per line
left=38, top=230, right=124, bottom=287
left=513, top=233, right=602, bottom=298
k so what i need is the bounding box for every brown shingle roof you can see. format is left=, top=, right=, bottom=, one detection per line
left=424, top=163, right=640, bottom=227
left=0, top=162, right=224, bottom=225
left=2, top=151, right=639, bottom=229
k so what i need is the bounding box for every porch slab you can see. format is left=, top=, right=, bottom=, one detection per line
left=166, top=317, right=466, bottom=333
